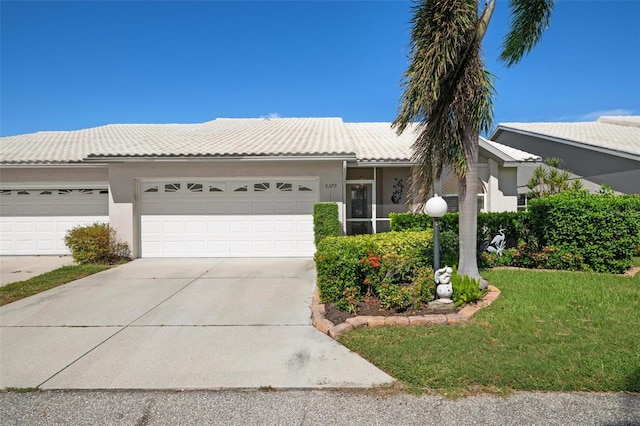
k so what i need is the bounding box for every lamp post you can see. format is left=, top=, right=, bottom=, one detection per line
left=424, top=194, right=448, bottom=273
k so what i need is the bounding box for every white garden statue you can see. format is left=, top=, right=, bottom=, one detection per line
left=434, top=266, right=453, bottom=302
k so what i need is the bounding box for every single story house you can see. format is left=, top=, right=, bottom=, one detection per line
left=0, top=118, right=540, bottom=258
left=491, top=116, right=640, bottom=195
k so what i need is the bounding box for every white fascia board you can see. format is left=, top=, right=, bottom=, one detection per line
left=0, top=163, right=108, bottom=168
left=83, top=155, right=356, bottom=162
left=0, top=181, right=109, bottom=190
left=354, top=160, right=415, bottom=167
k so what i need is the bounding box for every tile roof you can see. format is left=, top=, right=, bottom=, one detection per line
left=0, top=117, right=540, bottom=166
left=345, top=122, right=414, bottom=162
left=0, top=118, right=354, bottom=164
left=481, top=139, right=542, bottom=162
left=494, top=116, right=640, bottom=158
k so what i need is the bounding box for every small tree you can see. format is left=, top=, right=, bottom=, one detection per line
left=527, top=157, right=583, bottom=199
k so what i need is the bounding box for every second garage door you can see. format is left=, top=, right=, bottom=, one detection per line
left=140, top=179, right=318, bottom=257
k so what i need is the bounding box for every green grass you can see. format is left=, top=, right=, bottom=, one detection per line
left=0, top=264, right=110, bottom=306
left=340, top=269, right=640, bottom=396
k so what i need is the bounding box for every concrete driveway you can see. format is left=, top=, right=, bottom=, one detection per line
left=0, top=258, right=393, bottom=390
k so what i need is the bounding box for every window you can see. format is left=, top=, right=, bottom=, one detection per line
left=164, top=183, right=181, bottom=193
left=144, top=186, right=159, bottom=193
left=276, top=182, right=292, bottom=192
left=187, top=183, right=203, bottom=192
left=233, top=184, right=248, bottom=192
left=254, top=182, right=270, bottom=192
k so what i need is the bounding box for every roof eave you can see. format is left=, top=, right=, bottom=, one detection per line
left=83, top=154, right=357, bottom=162
left=493, top=125, right=640, bottom=161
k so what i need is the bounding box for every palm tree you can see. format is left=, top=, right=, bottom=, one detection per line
left=393, top=0, right=554, bottom=279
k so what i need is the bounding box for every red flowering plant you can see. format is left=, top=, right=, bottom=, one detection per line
left=359, top=251, right=382, bottom=296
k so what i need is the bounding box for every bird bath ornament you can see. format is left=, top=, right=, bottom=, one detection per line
left=483, top=227, right=507, bottom=256
left=434, top=266, right=453, bottom=302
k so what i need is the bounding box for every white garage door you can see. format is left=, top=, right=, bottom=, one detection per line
left=140, top=179, right=318, bottom=257
left=0, top=187, right=109, bottom=255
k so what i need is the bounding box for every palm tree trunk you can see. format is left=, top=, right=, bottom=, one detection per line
left=457, top=122, right=481, bottom=279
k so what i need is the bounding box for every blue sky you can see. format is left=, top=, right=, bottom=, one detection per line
left=1, top=0, right=639, bottom=137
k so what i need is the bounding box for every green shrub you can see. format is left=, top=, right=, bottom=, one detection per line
left=313, top=202, right=341, bottom=245
left=480, top=244, right=588, bottom=271
left=314, top=231, right=435, bottom=311
left=451, top=269, right=486, bottom=308
left=389, top=212, right=432, bottom=231
left=64, top=222, right=130, bottom=264
left=529, top=192, right=640, bottom=273
left=390, top=211, right=532, bottom=252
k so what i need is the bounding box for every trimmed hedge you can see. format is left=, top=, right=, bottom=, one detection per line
left=528, top=192, right=640, bottom=273
left=390, top=211, right=531, bottom=249
left=313, top=202, right=341, bottom=245
left=314, top=231, right=433, bottom=308
left=314, top=230, right=462, bottom=312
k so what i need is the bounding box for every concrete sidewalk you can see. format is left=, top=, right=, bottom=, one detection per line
left=0, top=258, right=394, bottom=390
left=0, top=256, right=74, bottom=286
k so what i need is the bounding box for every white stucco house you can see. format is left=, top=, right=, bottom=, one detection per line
left=491, top=116, right=640, bottom=196
left=0, top=118, right=540, bottom=258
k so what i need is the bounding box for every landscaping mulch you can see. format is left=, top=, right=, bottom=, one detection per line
left=323, top=296, right=458, bottom=325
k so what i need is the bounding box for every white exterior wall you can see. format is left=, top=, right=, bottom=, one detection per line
left=107, top=160, right=343, bottom=257
left=484, top=159, right=518, bottom=212
left=0, top=167, right=108, bottom=186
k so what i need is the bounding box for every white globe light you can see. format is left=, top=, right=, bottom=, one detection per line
left=424, top=194, right=448, bottom=218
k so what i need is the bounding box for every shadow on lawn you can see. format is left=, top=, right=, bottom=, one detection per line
left=625, top=366, right=640, bottom=392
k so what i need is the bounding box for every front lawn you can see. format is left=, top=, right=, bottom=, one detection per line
left=0, top=264, right=110, bottom=306
left=340, top=268, right=640, bottom=396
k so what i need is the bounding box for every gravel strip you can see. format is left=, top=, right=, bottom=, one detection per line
left=1, top=390, right=639, bottom=425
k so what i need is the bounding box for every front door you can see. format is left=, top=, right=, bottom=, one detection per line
left=345, top=182, right=373, bottom=234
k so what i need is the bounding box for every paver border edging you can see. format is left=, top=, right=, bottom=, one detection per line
left=311, top=285, right=501, bottom=339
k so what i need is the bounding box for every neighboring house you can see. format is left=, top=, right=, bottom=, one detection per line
left=491, top=116, right=640, bottom=195
left=0, top=118, right=540, bottom=258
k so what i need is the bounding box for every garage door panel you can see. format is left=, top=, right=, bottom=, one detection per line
left=185, top=241, right=206, bottom=255
left=162, top=221, right=185, bottom=234
left=207, top=201, right=229, bottom=214
left=297, top=220, right=314, bottom=232
left=207, top=241, right=229, bottom=254
left=230, top=220, right=251, bottom=233
left=252, top=220, right=273, bottom=233
left=274, top=201, right=295, bottom=214
left=207, top=220, right=228, bottom=233
left=185, top=221, right=207, bottom=234
left=273, top=220, right=295, bottom=232
left=230, top=240, right=252, bottom=253
left=36, top=240, right=56, bottom=251
left=229, top=201, right=250, bottom=214
left=251, top=200, right=273, bottom=214
left=296, top=201, right=314, bottom=214
left=140, top=179, right=317, bottom=258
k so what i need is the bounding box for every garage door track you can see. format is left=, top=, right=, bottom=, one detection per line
left=0, top=258, right=393, bottom=389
